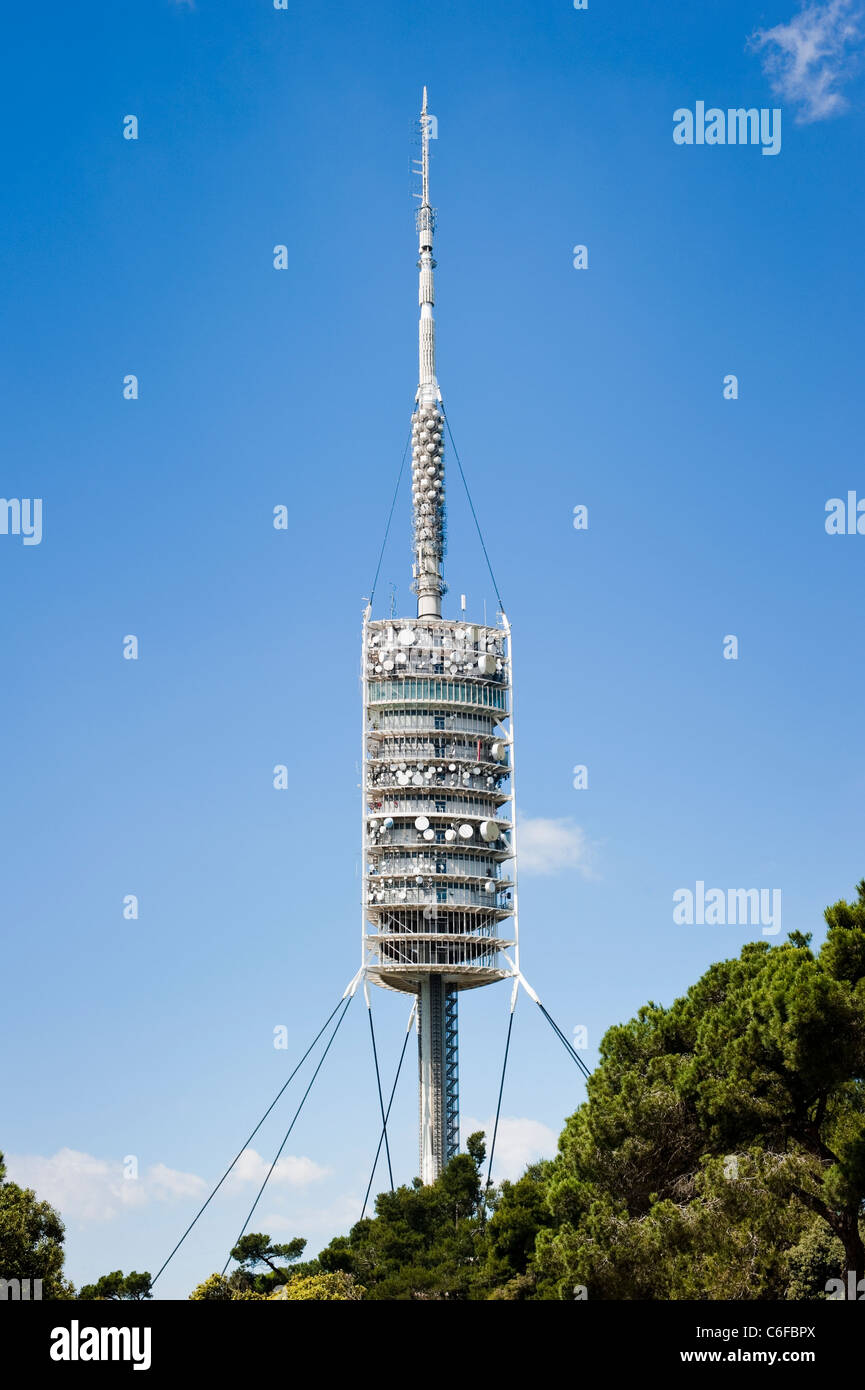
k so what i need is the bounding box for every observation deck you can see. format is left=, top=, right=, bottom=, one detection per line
left=362, top=616, right=516, bottom=994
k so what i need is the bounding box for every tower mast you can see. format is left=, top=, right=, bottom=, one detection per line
left=361, top=90, right=517, bottom=1186
left=413, top=86, right=445, bottom=621
left=413, top=88, right=452, bottom=1180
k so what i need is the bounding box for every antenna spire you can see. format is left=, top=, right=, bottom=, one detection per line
left=411, top=87, right=446, bottom=618
left=416, top=88, right=437, bottom=401
left=421, top=85, right=431, bottom=211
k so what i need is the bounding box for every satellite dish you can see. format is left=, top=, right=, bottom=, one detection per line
left=415, top=875, right=424, bottom=885
left=423, top=828, right=435, bottom=841
left=459, top=824, right=474, bottom=839
left=384, top=817, right=394, bottom=829
left=369, top=819, right=379, bottom=829
left=480, top=820, right=500, bottom=842
left=398, top=628, right=416, bottom=646
left=383, top=658, right=394, bottom=671
left=478, top=653, right=496, bottom=676
left=485, top=879, right=496, bottom=892
left=445, top=828, right=456, bottom=842
left=415, top=816, right=430, bottom=831
left=448, top=764, right=456, bottom=772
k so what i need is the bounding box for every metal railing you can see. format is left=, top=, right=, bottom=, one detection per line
left=366, top=848, right=511, bottom=875
left=365, top=793, right=511, bottom=819
left=369, top=711, right=501, bottom=736
left=365, top=737, right=511, bottom=769
left=368, top=677, right=508, bottom=712
left=366, top=652, right=505, bottom=683
left=365, top=884, right=514, bottom=909
left=367, top=940, right=507, bottom=970
left=366, top=772, right=507, bottom=794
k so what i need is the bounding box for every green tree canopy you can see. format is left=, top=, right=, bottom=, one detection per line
left=0, top=1152, right=74, bottom=1298
left=271, top=1271, right=365, bottom=1300
left=78, top=1269, right=152, bottom=1301
left=223, top=1232, right=309, bottom=1295
left=318, top=1131, right=491, bottom=1299
left=536, top=883, right=865, bottom=1298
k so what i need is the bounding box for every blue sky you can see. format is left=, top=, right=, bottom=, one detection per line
left=2, top=0, right=865, bottom=1298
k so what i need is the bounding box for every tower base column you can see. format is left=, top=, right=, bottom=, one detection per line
left=418, top=978, right=459, bottom=1183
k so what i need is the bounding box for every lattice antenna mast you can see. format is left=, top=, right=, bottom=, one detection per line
left=412, top=86, right=446, bottom=619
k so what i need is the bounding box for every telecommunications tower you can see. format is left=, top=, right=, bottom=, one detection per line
left=361, top=89, right=520, bottom=1184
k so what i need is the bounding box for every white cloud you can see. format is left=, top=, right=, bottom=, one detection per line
left=5, top=1149, right=207, bottom=1224
left=517, top=816, right=596, bottom=877
left=226, top=1148, right=329, bottom=1189
left=463, top=1117, right=558, bottom=1181
left=145, top=1162, right=208, bottom=1201
left=261, top=1194, right=362, bottom=1237
left=4, top=1145, right=327, bottom=1226
left=750, top=0, right=863, bottom=122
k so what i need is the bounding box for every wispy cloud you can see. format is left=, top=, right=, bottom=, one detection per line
left=5, top=1149, right=207, bottom=1223
left=750, top=0, right=863, bottom=122
left=5, top=1145, right=327, bottom=1225
left=518, top=816, right=597, bottom=877
left=225, top=1148, right=329, bottom=1189
left=261, top=1194, right=362, bottom=1238
left=463, top=1116, right=558, bottom=1181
